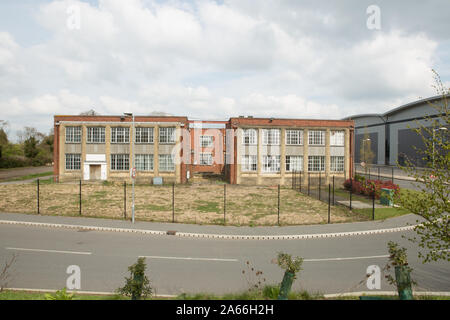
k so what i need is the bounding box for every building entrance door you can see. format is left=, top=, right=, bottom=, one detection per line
left=89, top=165, right=101, bottom=180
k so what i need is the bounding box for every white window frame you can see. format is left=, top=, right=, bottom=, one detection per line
left=308, top=155, right=325, bottom=172
left=87, top=127, right=105, bottom=143
left=65, top=154, right=81, bottom=170
left=330, top=156, right=345, bottom=172
left=159, top=154, right=175, bottom=171
left=308, top=130, right=325, bottom=145
left=65, top=126, right=81, bottom=143
left=242, top=129, right=257, bottom=145
left=135, top=154, right=154, bottom=171
left=111, top=154, right=129, bottom=171
left=241, top=155, right=257, bottom=172
left=330, top=131, right=345, bottom=146
left=200, top=135, right=213, bottom=148
left=263, top=129, right=280, bottom=145
left=286, top=130, right=303, bottom=145
left=111, top=127, right=130, bottom=144
left=199, top=152, right=213, bottom=165
left=262, top=155, right=280, bottom=173
left=135, top=127, right=154, bottom=144
left=159, top=127, right=176, bottom=144
left=286, top=155, right=303, bottom=172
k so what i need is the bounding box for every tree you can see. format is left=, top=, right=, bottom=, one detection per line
left=117, top=257, right=152, bottom=300
left=396, top=69, right=449, bottom=263
left=24, top=136, right=39, bottom=159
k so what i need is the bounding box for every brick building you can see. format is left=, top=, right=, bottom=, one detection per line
left=53, top=115, right=354, bottom=185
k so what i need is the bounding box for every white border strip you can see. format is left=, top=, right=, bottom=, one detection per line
left=5, top=247, right=92, bottom=255
left=0, top=219, right=417, bottom=241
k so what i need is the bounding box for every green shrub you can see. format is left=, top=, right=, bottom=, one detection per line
left=117, top=257, right=152, bottom=300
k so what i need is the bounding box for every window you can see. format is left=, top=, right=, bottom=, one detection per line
left=111, top=127, right=130, bottom=143
left=262, top=155, right=280, bottom=173
left=286, top=155, right=303, bottom=172
left=331, top=156, right=345, bottom=172
left=135, top=127, right=154, bottom=144
left=308, top=130, right=325, bottom=145
left=263, top=129, right=280, bottom=145
left=65, top=127, right=81, bottom=143
left=135, top=154, right=153, bottom=171
left=286, top=130, right=303, bottom=145
left=241, top=155, right=257, bottom=172
left=199, top=153, right=213, bottom=165
left=308, top=156, right=325, bottom=172
left=159, top=127, right=176, bottom=144
left=87, top=127, right=105, bottom=143
left=200, top=136, right=213, bottom=147
left=111, top=154, right=129, bottom=171
left=242, top=129, right=257, bottom=145
left=159, top=154, right=175, bottom=171
left=330, top=131, right=345, bottom=146
left=65, top=154, right=81, bottom=170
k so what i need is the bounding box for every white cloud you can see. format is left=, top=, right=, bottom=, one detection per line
left=0, top=0, right=447, bottom=137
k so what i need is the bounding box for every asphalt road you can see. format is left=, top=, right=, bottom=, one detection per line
left=0, top=224, right=449, bottom=296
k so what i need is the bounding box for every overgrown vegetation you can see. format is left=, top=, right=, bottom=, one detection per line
left=0, top=123, right=53, bottom=168
left=396, top=70, right=449, bottom=263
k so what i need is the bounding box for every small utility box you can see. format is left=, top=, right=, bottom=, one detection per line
left=380, top=188, right=394, bottom=206
left=153, top=177, right=163, bottom=185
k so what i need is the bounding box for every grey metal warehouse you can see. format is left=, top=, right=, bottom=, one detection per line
left=343, top=95, right=448, bottom=167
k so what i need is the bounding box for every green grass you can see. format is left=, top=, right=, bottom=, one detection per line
left=195, top=200, right=220, bottom=213
left=1, top=289, right=448, bottom=300
left=2, top=171, right=53, bottom=182
left=353, top=207, right=411, bottom=220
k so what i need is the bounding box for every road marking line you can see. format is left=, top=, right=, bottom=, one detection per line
left=139, top=255, right=238, bottom=262
left=5, top=247, right=92, bottom=255
left=304, top=255, right=389, bottom=262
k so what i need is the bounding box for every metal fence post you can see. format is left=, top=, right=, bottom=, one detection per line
left=372, top=190, right=375, bottom=221
left=300, top=171, right=302, bottom=193
left=378, top=167, right=380, bottom=181
left=224, top=184, right=226, bottom=225
left=277, top=184, right=280, bottom=226
left=392, top=167, right=394, bottom=183
left=368, top=168, right=371, bottom=180
left=124, top=181, right=127, bottom=219
left=349, top=178, right=352, bottom=210
left=319, top=172, right=321, bottom=201
left=37, top=179, right=40, bottom=214
left=308, top=173, right=310, bottom=196
left=332, top=175, right=335, bottom=205
left=172, top=182, right=175, bottom=223
left=79, top=179, right=82, bottom=216
left=328, top=184, right=331, bottom=224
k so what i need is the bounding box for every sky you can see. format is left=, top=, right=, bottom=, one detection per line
left=0, top=0, right=449, bottom=139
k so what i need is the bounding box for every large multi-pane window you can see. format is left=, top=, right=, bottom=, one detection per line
left=286, top=155, right=303, bottom=172
left=330, top=131, right=345, bottom=146
left=286, top=130, right=303, bottom=145
left=135, top=127, right=154, bottom=144
left=159, top=127, right=176, bottom=144
left=159, top=154, right=175, bottom=171
left=111, top=154, right=129, bottom=171
left=135, top=154, right=154, bottom=171
left=199, top=153, right=213, bottom=165
left=242, top=129, right=257, bottom=145
left=262, top=155, right=280, bottom=173
left=65, top=127, right=81, bottom=143
left=308, top=156, right=325, bottom=172
left=65, top=154, right=81, bottom=170
left=263, top=129, right=280, bottom=145
left=200, top=136, right=213, bottom=147
left=241, top=155, right=257, bottom=172
left=87, top=127, right=105, bottom=143
left=111, top=127, right=130, bottom=143
left=308, top=130, right=325, bottom=145
left=331, top=156, right=345, bottom=172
